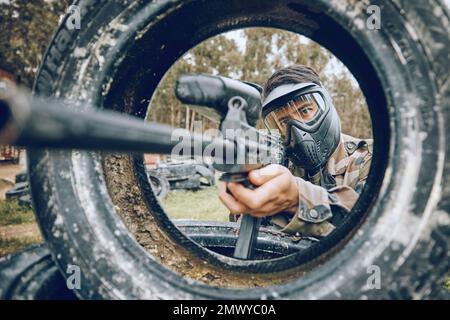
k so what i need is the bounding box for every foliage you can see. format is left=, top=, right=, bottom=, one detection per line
left=0, top=237, right=41, bottom=257
left=0, top=0, right=71, bottom=87
left=0, top=3, right=372, bottom=137
left=0, top=199, right=40, bottom=257
left=162, top=186, right=229, bottom=222
left=150, top=28, right=372, bottom=138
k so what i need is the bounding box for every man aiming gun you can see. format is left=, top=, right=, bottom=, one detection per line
left=0, top=63, right=372, bottom=255
left=219, top=64, right=373, bottom=238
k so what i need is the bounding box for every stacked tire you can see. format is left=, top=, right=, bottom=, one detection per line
left=4, top=171, right=32, bottom=208
left=0, top=244, right=76, bottom=300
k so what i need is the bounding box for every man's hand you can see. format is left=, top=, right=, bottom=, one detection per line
left=218, top=164, right=299, bottom=218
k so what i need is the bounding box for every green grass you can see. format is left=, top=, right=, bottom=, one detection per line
left=161, top=185, right=229, bottom=221
left=0, top=199, right=40, bottom=257
left=0, top=199, right=35, bottom=225
left=0, top=188, right=228, bottom=258
left=445, top=278, right=450, bottom=291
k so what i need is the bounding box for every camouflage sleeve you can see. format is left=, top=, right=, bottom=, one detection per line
left=279, top=150, right=372, bottom=238
left=353, top=151, right=372, bottom=194
left=279, top=178, right=338, bottom=237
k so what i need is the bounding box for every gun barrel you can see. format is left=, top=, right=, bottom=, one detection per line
left=0, top=89, right=235, bottom=156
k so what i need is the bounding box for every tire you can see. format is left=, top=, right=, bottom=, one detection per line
left=15, top=171, right=28, bottom=184
left=148, top=172, right=170, bottom=200
left=29, top=0, right=450, bottom=299
left=158, top=162, right=196, bottom=181
left=174, top=220, right=316, bottom=259
left=0, top=244, right=77, bottom=300
left=195, top=164, right=215, bottom=186
left=18, top=194, right=32, bottom=208
left=5, top=182, right=29, bottom=199
left=170, top=173, right=202, bottom=190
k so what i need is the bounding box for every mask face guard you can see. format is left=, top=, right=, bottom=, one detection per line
left=262, top=84, right=333, bottom=138
left=262, top=82, right=341, bottom=172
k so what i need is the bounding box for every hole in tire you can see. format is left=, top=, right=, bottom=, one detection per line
left=99, top=1, right=389, bottom=289
left=144, top=27, right=374, bottom=265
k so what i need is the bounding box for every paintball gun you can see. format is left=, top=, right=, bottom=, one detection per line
left=0, top=74, right=284, bottom=260
left=176, top=73, right=284, bottom=259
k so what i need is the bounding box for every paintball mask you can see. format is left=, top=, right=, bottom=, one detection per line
left=262, top=82, right=341, bottom=174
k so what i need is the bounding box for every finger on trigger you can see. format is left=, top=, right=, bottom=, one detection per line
left=218, top=189, right=248, bottom=214
left=249, top=164, right=284, bottom=186
left=227, top=182, right=261, bottom=209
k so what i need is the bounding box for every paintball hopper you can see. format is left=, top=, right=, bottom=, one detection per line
left=175, top=73, right=263, bottom=126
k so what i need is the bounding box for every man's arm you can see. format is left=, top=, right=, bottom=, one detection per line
left=272, top=150, right=372, bottom=237
left=274, top=178, right=359, bottom=237
left=218, top=165, right=300, bottom=218
left=218, top=151, right=372, bottom=238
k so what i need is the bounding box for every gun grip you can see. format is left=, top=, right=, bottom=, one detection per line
left=220, top=172, right=261, bottom=260
left=233, top=214, right=261, bottom=259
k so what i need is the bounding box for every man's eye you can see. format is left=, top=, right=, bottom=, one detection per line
left=299, top=108, right=310, bottom=115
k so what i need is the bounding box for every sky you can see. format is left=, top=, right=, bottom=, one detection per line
left=224, top=28, right=358, bottom=87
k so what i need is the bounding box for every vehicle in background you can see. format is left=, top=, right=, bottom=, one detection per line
left=0, top=146, right=20, bottom=163
left=146, top=159, right=215, bottom=192
left=0, top=68, right=21, bottom=164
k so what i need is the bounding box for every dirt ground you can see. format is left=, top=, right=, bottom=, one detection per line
left=0, top=222, right=41, bottom=240
left=0, top=161, right=42, bottom=257
left=0, top=222, right=42, bottom=257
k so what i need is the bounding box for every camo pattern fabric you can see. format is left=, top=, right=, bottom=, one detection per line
left=270, top=134, right=373, bottom=238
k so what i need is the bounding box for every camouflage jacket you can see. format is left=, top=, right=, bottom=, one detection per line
left=269, top=133, right=373, bottom=238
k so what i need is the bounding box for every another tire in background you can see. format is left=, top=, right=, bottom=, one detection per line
left=147, top=172, right=170, bottom=200
left=5, top=182, right=29, bottom=200
left=0, top=244, right=77, bottom=300
left=15, top=171, right=28, bottom=184
left=174, top=220, right=317, bottom=259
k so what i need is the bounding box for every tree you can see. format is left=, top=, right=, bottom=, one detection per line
left=149, top=34, right=244, bottom=130
left=149, top=27, right=372, bottom=140
left=0, top=3, right=372, bottom=138
left=0, top=0, right=71, bottom=88
left=326, top=73, right=372, bottom=138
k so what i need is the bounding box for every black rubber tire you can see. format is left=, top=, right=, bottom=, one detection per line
left=174, top=220, right=316, bottom=259
left=18, top=194, right=32, bottom=208
left=148, top=172, right=170, bottom=199
left=195, top=164, right=215, bottom=186
left=29, top=0, right=450, bottom=299
left=0, top=244, right=77, bottom=300
left=15, top=171, right=28, bottom=184
left=5, top=182, right=29, bottom=199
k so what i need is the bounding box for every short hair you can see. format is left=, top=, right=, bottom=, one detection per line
left=263, top=64, right=321, bottom=99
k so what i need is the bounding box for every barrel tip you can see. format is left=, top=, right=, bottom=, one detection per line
left=0, top=84, right=30, bottom=145
left=0, top=98, right=11, bottom=130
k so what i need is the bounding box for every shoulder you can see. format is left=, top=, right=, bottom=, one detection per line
left=342, top=134, right=373, bottom=156
left=341, top=134, right=373, bottom=184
